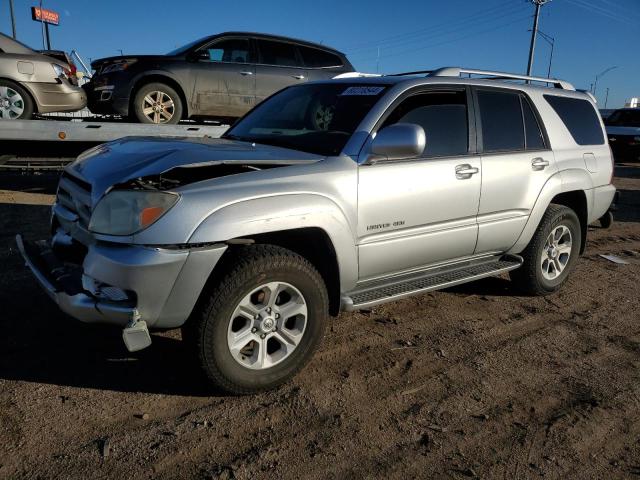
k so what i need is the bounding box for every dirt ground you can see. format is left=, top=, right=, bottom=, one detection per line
left=1, top=164, right=639, bottom=480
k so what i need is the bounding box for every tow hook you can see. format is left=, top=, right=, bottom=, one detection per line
left=122, top=309, right=152, bottom=352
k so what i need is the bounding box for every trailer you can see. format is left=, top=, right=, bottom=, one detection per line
left=0, top=119, right=228, bottom=171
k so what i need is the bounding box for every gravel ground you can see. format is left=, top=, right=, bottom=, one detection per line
left=1, top=164, right=639, bottom=480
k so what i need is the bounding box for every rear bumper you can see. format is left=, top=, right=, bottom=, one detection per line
left=16, top=234, right=227, bottom=329
left=589, top=184, right=617, bottom=224
left=24, top=80, right=87, bottom=113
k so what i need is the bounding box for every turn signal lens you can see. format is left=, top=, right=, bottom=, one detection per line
left=140, top=206, right=165, bottom=228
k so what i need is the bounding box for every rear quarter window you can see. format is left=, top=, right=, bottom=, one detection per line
left=544, top=95, right=604, bottom=145
left=299, top=46, right=342, bottom=68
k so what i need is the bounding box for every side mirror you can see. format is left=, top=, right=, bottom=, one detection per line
left=367, top=123, right=425, bottom=163
left=187, top=50, right=210, bottom=62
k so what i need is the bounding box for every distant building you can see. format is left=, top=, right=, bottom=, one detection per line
left=625, top=97, right=639, bottom=108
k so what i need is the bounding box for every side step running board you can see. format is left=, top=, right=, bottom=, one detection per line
left=341, top=255, right=523, bottom=311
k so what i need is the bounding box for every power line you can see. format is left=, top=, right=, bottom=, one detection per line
left=343, top=1, right=523, bottom=54
left=565, top=0, right=639, bottom=27
left=354, top=15, right=532, bottom=66
left=348, top=8, right=528, bottom=61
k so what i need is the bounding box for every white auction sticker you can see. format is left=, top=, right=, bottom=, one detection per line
left=340, top=86, right=385, bottom=96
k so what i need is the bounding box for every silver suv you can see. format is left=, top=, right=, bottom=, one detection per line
left=17, top=67, right=616, bottom=394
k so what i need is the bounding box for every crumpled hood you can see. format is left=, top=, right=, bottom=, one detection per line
left=67, top=137, right=323, bottom=204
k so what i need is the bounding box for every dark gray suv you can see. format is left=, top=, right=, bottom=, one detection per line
left=84, top=32, right=354, bottom=124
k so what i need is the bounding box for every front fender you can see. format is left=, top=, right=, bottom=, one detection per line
left=188, top=194, right=358, bottom=290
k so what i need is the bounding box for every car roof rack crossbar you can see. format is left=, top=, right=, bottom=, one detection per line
left=427, top=67, right=575, bottom=90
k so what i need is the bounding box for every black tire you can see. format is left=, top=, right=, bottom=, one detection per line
left=132, top=82, right=183, bottom=124
left=599, top=210, right=614, bottom=229
left=185, top=245, right=329, bottom=395
left=510, top=204, right=582, bottom=296
left=0, top=79, right=34, bottom=120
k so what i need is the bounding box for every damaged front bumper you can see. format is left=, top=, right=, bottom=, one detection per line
left=16, top=234, right=227, bottom=350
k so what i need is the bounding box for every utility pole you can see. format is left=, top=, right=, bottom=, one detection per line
left=526, top=0, right=549, bottom=76
left=593, top=66, right=617, bottom=98
left=9, top=0, right=16, bottom=38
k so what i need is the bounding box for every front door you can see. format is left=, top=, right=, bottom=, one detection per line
left=473, top=88, right=557, bottom=254
left=254, top=38, right=308, bottom=104
left=191, top=37, right=255, bottom=117
left=357, top=89, right=481, bottom=281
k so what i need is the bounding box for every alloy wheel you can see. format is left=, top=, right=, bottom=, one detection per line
left=141, top=90, right=175, bottom=124
left=540, top=225, right=572, bottom=280
left=227, top=282, right=308, bottom=370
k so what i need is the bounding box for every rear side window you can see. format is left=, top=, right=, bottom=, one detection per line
left=257, top=40, right=300, bottom=67
left=477, top=90, right=524, bottom=152
left=521, top=96, right=546, bottom=150
left=544, top=95, right=604, bottom=145
left=382, top=90, right=468, bottom=157
left=299, top=46, right=342, bottom=68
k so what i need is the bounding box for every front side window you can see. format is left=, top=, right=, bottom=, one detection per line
left=381, top=90, right=468, bottom=157
left=224, top=83, right=388, bottom=156
left=477, top=90, right=525, bottom=152
left=257, top=40, right=300, bottom=67
left=544, top=95, right=605, bottom=145
left=204, top=38, right=250, bottom=63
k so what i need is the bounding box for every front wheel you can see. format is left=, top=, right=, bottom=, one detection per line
left=186, top=245, right=329, bottom=395
left=132, top=82, right=182, bottom=124
left=510, top=204, right=581, bottom=296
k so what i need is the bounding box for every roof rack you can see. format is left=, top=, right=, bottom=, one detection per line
left=427, top=67, right=575, bottom=90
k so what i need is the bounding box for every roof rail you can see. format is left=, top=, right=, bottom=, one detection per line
left=428, top=67, right=575, bottom=90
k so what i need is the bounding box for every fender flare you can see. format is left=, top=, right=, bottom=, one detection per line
left=187, top=194, right=358, bottom=290
left=508, top=169, right=593, bottom=254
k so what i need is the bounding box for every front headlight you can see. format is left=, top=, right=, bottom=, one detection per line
left=101, top=59, right=137, bottom=73
left=89, top=191, right=179, bottom=236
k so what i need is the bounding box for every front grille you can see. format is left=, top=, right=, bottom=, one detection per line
left=56, top=172, right=93, bottom=229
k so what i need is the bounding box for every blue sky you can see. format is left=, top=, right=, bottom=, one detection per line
left=1, top=0, right=638, bottom=108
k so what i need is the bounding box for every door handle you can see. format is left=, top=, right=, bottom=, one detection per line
left=292, top=74, right=305, bottom=80
left=239, top=71, right=253, bottom=76
left=531, top=157, right=550, bottom=170
left=455, top=164, right=479, bottom=179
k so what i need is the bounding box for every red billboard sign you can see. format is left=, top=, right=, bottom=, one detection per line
left=31, top=6, right=60, bottom=26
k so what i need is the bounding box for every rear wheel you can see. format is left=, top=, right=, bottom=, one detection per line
left=510, top=204, right=581, bottom=295
left=0, top=80, right=34, bottom=120
left=185, top=245, right=328, bottom=395
left=132, top=82, right=182, bottom=124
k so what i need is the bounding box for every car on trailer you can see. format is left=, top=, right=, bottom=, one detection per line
left=18, top=67, right=615, bottom=395
left=0, top=32, right=86, bottom=120
left=84, top=32, right=354, bottom=124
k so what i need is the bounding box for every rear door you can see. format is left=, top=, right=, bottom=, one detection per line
left=473, top=87, right=557, bottom=254
left=254, top=39, right=308, bottom=103
left=191, top=36, right=256, bottom=117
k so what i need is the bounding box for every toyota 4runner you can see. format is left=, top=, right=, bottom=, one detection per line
left=17, top=67, right=616, bottom=394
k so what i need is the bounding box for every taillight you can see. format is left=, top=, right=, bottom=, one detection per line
left=608, top=145, right=615, bottom=184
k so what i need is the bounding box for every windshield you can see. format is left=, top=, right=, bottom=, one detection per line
left=166, top=36, right=208, bottom=56
left=223, top=83, right=388, bottom=156
left=606, top=110, right=640, bottom=127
